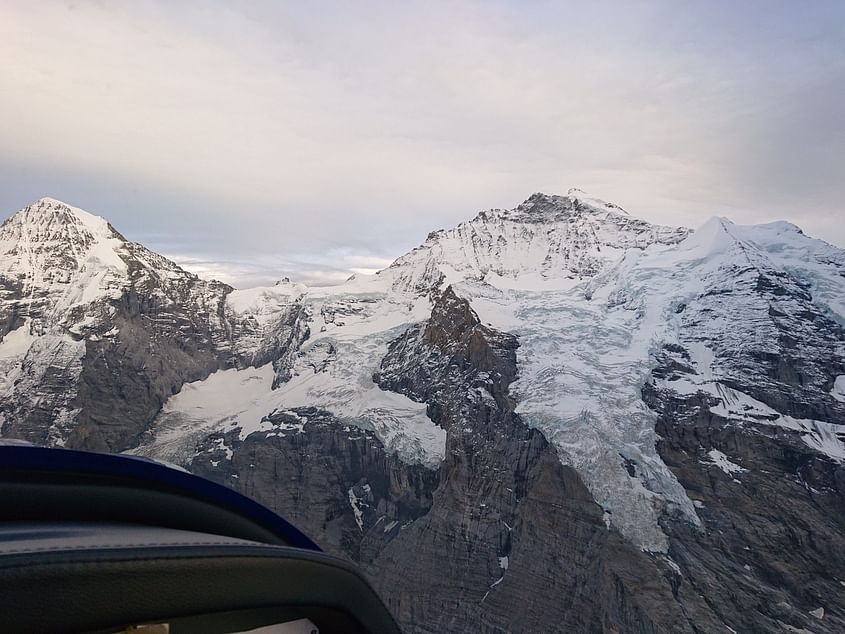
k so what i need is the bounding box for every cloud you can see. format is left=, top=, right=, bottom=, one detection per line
left=0, top=1, right=843, bottom=286
left=164, top=251, right=394, bottom=289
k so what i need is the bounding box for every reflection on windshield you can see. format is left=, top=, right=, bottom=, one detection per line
left=120, top=618, right=318, bottom=634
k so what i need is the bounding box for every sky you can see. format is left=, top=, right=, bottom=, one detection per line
left=1, top=1, right=843, bottom=287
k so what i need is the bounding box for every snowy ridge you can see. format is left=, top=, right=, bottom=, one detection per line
left=227, top=281, right=307, bottom=322
left=380, top=196, right=844, bottom=551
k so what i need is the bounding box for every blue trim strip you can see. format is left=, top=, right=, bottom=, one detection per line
left=0, top=445, right=320, bottom=551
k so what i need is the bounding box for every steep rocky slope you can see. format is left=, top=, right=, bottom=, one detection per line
left=0, top=198, right=303, bottom=451
left=1, top=192, right=843, bottom=632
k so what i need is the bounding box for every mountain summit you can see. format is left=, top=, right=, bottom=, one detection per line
left=387, top=191, right=690, bottom=294
left=0, top=198, right=129, bottom=318
left=0, top=197, right=127, bottom=272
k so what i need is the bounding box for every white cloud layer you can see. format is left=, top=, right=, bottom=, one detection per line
left=1, top=1, right=843, bottom=286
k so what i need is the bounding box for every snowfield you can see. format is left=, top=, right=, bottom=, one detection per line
left=136, top=280, right=447, bottom=468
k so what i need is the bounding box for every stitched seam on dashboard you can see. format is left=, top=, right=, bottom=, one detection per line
left=0, top=540, right=258, bottom=554
left=0, top=548, right=351, bottom=573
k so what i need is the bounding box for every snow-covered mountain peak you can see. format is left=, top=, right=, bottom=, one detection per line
left=675, top=216, right=829, bottom=278
left=0, top=198, right=129, bottom=304
left=385, top=191, right=690, bottom=295
left=0, top=198, right=232, bottom=343
left=506, top=189, right=631, bottom=220
left=673, top=216, right=740, bottom=257
left=568, top=188, right=630, bottom=214
left=3, top=197, right=121, bottom=243
left=531, top=189, right=637, bottom=219
left=1, top=197, right=126, bottom=263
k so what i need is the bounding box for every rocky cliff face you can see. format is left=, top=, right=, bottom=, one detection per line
left=1, top=193, right=843, bottom=633
left=646, top=379, right=845, bottom=633
left=634, top=218, right=845, bottom=632
left=189, top=406, right=439, bottom=562
left=369, top=288, right=700, bottom=633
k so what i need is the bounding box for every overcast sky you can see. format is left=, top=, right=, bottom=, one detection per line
left=1, top=1, right=843, bottom=287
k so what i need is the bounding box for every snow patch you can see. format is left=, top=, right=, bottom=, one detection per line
left=0, top=322, right=36, bottom=360
left=129, top=365, right=275, bottom=465
left=706, top=450, right=747, bottom=475
left=831, top=375, right=845, bottom=403
left=708, top=385, right=845, bottom=462
left=348, top=487, right=367, bottom=531
left=211, top=436, right=234, bottom=461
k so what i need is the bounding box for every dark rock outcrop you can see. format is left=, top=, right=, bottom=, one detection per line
left=681, top=249, right=845, bottom=423
left=191, top=407, right=439, bottom=561
left=643, top=346, right=845, bottom=633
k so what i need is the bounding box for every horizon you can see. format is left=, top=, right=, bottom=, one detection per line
left=2, top=1, right=843, bottom=286
left=2, top=189, right=839, bottom=290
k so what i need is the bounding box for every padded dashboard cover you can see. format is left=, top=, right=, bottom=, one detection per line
left=0, top=444, right=401, bottom=634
